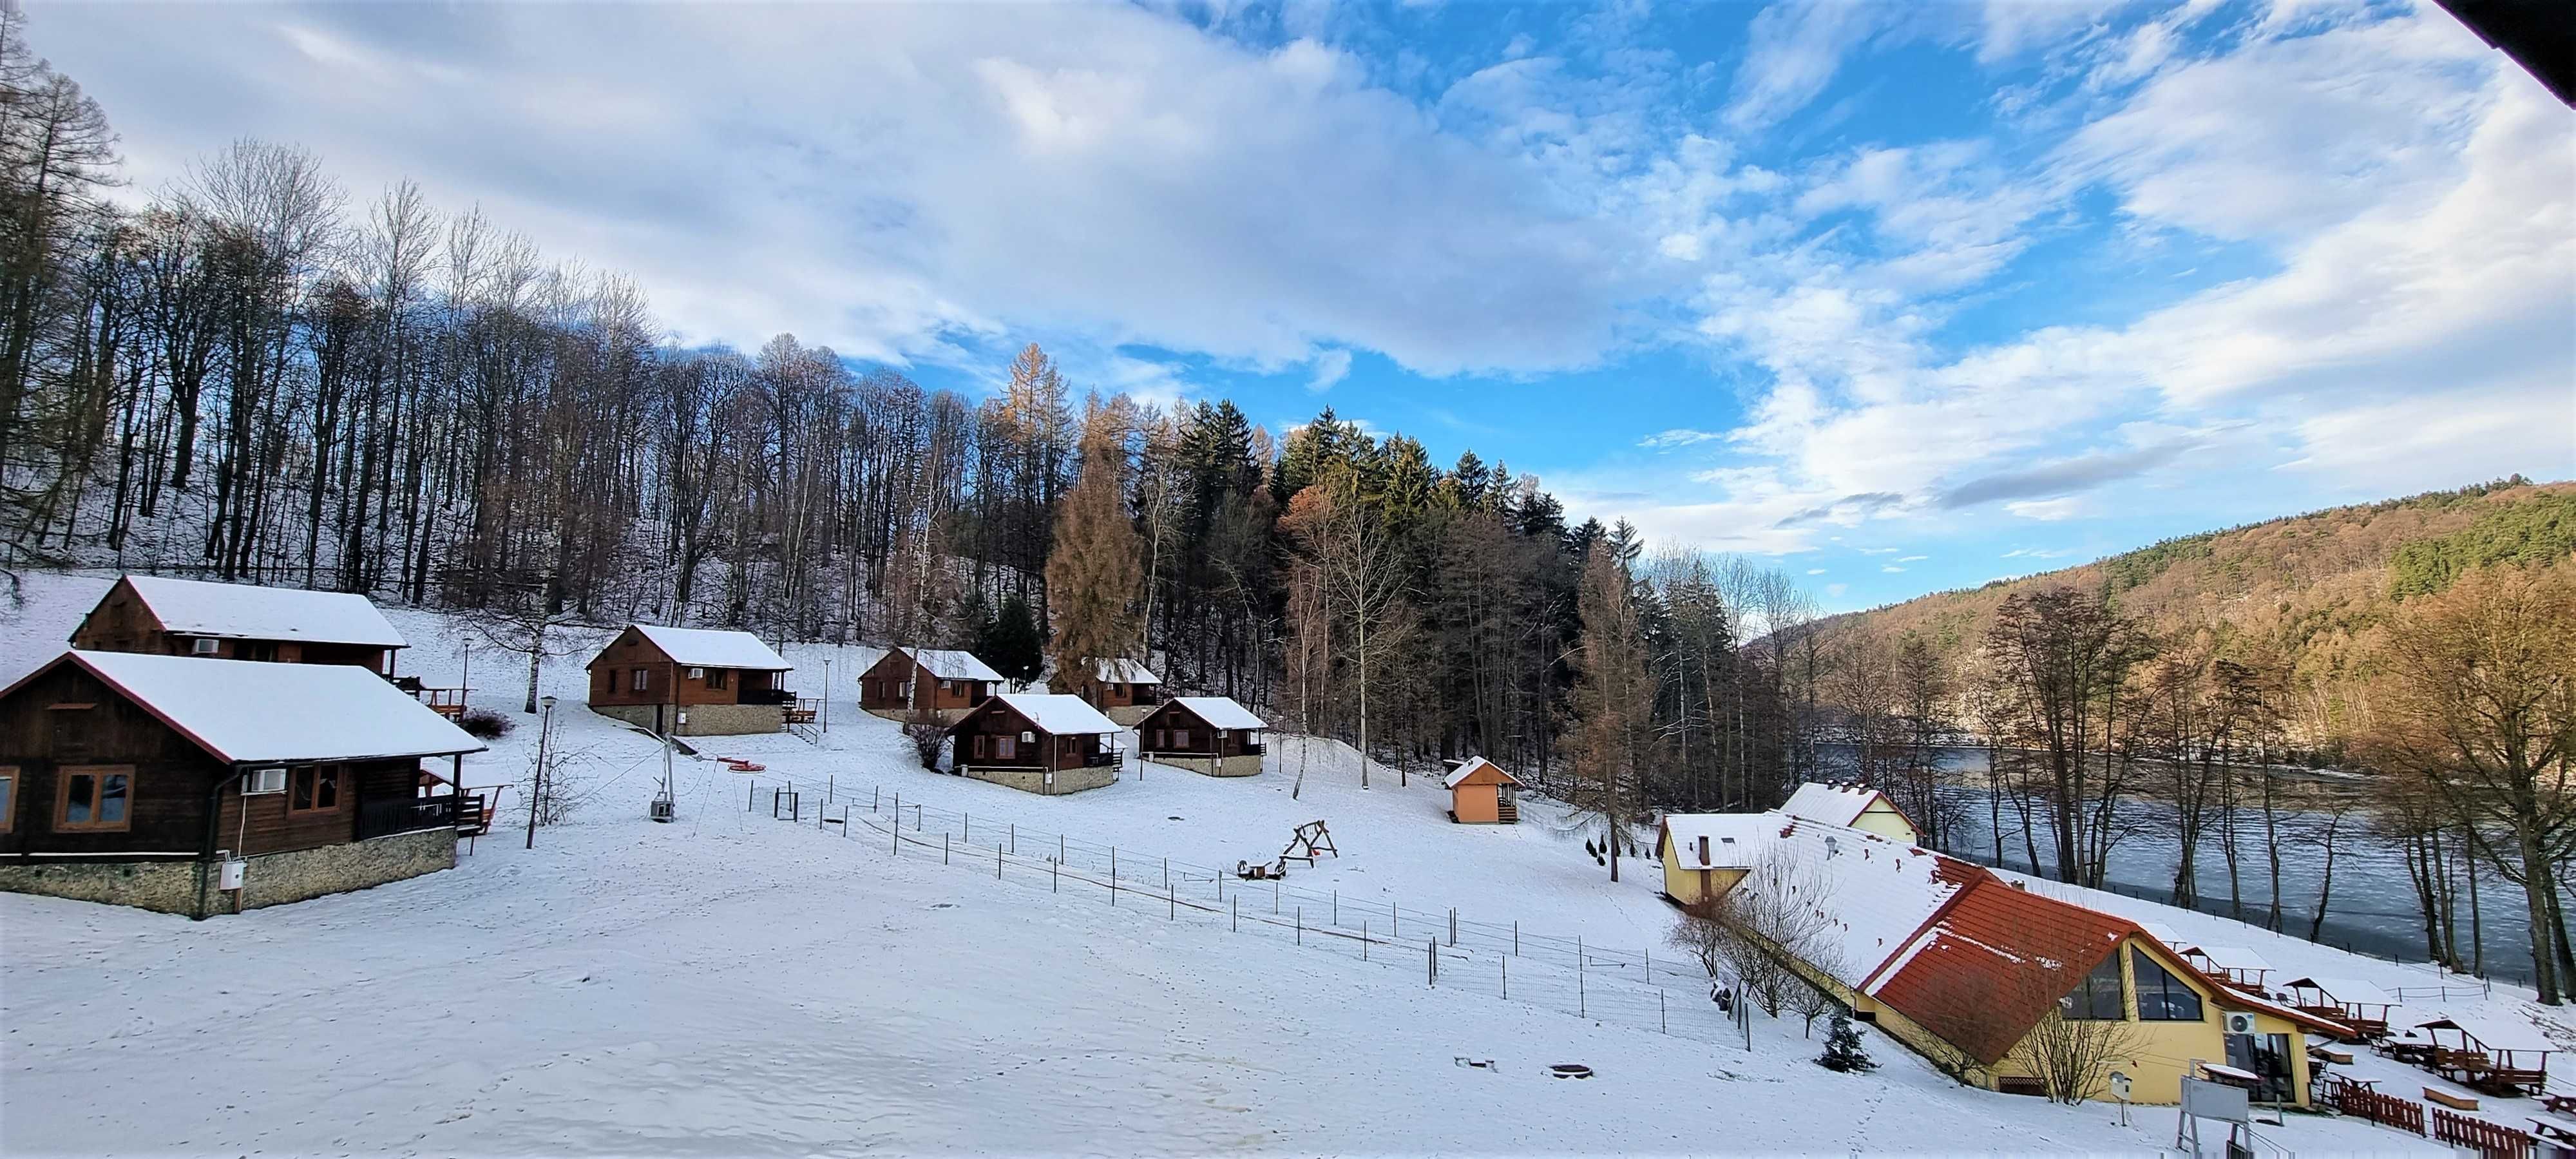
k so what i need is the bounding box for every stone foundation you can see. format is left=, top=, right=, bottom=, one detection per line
left=1144, top=752, right=1264, bottom=778
left=957, top=762, right=1118, bottom=795
left=0, top=827, right=456, bottom=918
left=591, top=702, right=785, bottom=736
left=1103, top=705, right=1156, bottom=727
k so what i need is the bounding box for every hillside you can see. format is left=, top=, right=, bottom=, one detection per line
left=1822, top=477, right=2576, bottom=740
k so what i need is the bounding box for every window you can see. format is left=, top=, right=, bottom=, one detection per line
left=995, top=735, right=1017, bottom=760
left=236, top=640, right=278, bottom=662
left=190, top=637, right=220, bottom=655
left=631, top=667, right=650, bottom=692
left=706, top=669, right=728, bottom=690
left=2133, top=950, right=2204, bottom=1021
left=1150, top=729, right=1167, bottom=749
left=940, top=679, right=955, bottom=694
left=290, top=765, right=343, bottom=814
left=56, top=766, right=132, bottom=831
left=0, top=765, right=15, bottom=832
left=1172, top=729, right=1192, bottom=751
left=972, top=734, right=987, bottom=759
left=2063, top=952, right=2126, bottom=1020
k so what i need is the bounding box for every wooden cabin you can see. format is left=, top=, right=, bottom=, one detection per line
left=70, top=574, right=409, bottom=675
left=1074, top=658, right=1162, bottom=725
left=948, top=693, right=1120, bottom=795
left=1442, top=757, right=1522, bottom=824
left=859, top=647, right=1001, bottom=723
left=2418, top=1015, right=2555, bottom=1097
left=1136, top=696, right=1265, bottom=777
left=2281, top=977, right=2398, bottom=1040
left=0, top=650, right=484, bottom=917
left=584, top=624, right=796, bottom=737
left=1779, top=781, right=1919, bottom=845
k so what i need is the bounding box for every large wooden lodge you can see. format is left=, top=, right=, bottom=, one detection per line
left=0, top=650, right=484, bottom=917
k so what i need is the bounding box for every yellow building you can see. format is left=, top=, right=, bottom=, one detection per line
left=1779, top=781, right=1919, bottom=845
left=1654, top=813, right=1771, bottom=906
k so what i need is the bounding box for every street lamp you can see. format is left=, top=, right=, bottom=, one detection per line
left=528, top=695, right=558, bottom=849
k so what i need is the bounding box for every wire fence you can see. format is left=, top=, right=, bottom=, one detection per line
left=737, top=774, right=1751, bottom=1048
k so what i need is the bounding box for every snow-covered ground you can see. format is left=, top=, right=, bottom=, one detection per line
left=0, top=571, right=2517, bottom=1154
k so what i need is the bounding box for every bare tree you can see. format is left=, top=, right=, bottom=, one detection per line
left=2007, top=990, right=2142, bottom=1105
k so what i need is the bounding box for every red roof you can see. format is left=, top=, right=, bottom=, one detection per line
left=1871, top=876, right=2139, bottom=1065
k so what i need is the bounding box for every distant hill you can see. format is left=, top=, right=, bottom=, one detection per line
left=1820, top=477, right=2576, bottom=740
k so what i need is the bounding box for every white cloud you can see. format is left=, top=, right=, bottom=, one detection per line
left=2005, top=497, right=2085, bottom=521
left=1306, top=349, right=1353, bottom=392
left=1639, top=428, right=1724, bottom=448
left=1896, top=554, right=1927, bottom=562
left=1806, top=567, right=1827, bottom=575
left=1880, top=564, right=1905, bottom=573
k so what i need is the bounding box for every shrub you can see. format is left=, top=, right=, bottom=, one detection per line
left=904, top=720, right=945, bottom=771
left=458, top=709, right=515, bottom=740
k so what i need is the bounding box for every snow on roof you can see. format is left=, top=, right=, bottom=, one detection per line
left=1657, top=812, right=1771, bottom=870
left=1779, top=781, right=1901, bottom=830
left=2419, top=1013, right=2559, bottom=1055
left=1870, top=874, right=2139, bottom=1066
left=629, top=624, right=790, bottom=671
left=2139, top=921, right=2188, bottom=948
left=39, top=650, right=482, bottom=764
left=904, top=647, right=1002, bottom=682
left=2284, top=977, right=2396, bottom=1007
left=119, top=575, right=408, bottom=648
left=1091, top=658, right=1159, bottom=684
left=2187, top=944, right=2273, bottom=973
left=1167, top=696, right=1264, bottom=731
left=1442, top=756, right=1519, bottom=790
left=990, top=693, right=1119, bottom=735
left=1729, top=818, right=1976, bottom=990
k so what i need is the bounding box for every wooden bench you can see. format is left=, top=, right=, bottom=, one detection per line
left=2423, top=1086, right=2479, bottom=1112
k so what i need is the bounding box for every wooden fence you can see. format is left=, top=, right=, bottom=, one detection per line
left=2430, top=1106, right=2534, bottom=1159
left=2329, top=1078, right=2423, bottom=1135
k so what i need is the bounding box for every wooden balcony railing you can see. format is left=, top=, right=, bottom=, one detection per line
left=359, top=794, right=460, bottom=841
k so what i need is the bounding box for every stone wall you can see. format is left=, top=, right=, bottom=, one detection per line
left=591, top=701, right=784, bottom=736
left=0, top=827, right=455, bottom=917
left=864, top=706, right=971, bottom=725
left=1103, top=705, right=1155, bottom=727
left=0, top=858, right=200, bottom=915
left=957, top=762, right=1118, bottom=795
left=1147, top=753, right=1263, bottom=778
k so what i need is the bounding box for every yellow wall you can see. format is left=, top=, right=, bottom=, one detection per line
left=1656, top=838, right=1746, bottom=907
left=1986, top=936, right=2314, bottom=1108
left=1852, top=801, right=1918, bottom=845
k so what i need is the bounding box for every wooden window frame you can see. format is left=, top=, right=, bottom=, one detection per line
left=972, top=734, right=987, bottom=759
left=995, top=735, right=1017, bottom=760
left=55, top=764, right=135, bottom=832
left=2132, top=948, right=2206, bottom=1022
left=631, top=667, right=650, bottom=693
left=1172, top=728, right=1191, bottom=751
left=289, top=764, right=346, bottom=815
left=706, top=668, right=728, bottom=691
left=0, top=764, right=16, bottom=833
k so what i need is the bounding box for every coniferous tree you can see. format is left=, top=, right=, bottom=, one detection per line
left=1565, top=545, right=1652, bottom=880
left=1043, top=405, right=1142, bottom=693
left=1818, top=1008, right=1876, bottom=1073
left=980, top=589, right=1045, bottom=686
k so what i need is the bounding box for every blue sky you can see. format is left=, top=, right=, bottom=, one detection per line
left=42, top=0, right=2574, bottom=611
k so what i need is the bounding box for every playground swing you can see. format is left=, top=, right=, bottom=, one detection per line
left=1240, top=820, right=1337, bottom=880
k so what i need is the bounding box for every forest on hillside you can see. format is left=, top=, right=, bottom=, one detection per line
left=0, top=13, right=2565, bottom=998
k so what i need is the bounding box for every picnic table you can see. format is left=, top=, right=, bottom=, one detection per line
left=2385, top=1038, right=2436, bottom=1066
left=2527, top=1114, right=2576, bottom=1147
left=2542, top=1092, right=2576, bottom=1116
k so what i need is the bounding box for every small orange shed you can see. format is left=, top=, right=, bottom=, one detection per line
left=1444, top=757, right=1521, bottom=824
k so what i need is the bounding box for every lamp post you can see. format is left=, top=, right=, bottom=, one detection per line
left=821, top=656, right=831, bottom=735
left=527, top=694, right=557, bottom=849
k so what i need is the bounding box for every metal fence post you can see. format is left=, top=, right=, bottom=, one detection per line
left=1297, top=906, right=1302, bottom=945
left=1009, top=823, right=1015, bottom=856
left=1392, top=899, right=1398, bottom=937
left=827, top=774, right=834, bottom=801
left=1051, top=857, right=1058, bottom=893
left=998, top=841, right=1004, bottom=879
left=943, top=832, right=949, bottom=865
left=748, top=781, right=756, bottom=811
left=1362, top=920, right=1369, bottom=961
left=1660, top=989, right=1666, bottom=1033
left=873, top=785, right=881, bottom=810
left=963, top=812, right=969, bottom=843
left=1231, top=896, right=1237, bottom=932
left=1449, top=908, right=1457, bottom=947
left=1427, top=940, right=1436, bottom=986
left=1514, top=921, right=1519, bottom=956
left=1273, top=877, right=1279, bottom=915
left=1502, top=955, right=1507, bottom=999
left=1333, top=890, right=1339, bottom=927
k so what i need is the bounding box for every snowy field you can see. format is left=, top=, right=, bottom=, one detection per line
left=0, top=571, right=2522, bottom=1154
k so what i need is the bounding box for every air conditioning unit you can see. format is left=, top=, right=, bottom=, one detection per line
left=1020, top=731, right=1036, bottom=743
left=2225, top=1012, right=2258, bottom=1035
left=191, top=638, right=220, bottom=655
left=243, top=767, right=288, bottom=795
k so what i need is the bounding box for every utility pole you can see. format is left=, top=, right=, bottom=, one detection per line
left=526, top=694, right=556, bottom=849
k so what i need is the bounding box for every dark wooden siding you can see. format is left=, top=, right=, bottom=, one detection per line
left=1137, top=702, right=1260, bottom=758
left=952, top=702, right=1108, bottom=771
left=0, top=662, right=223, bottom=857
left=859, top=651, right=990, bottom=712
left=1076, top=678, right=1160, bottom=710
left=586, top=627, right=756, bottom=709
left=211, top=758, right=427, bottom=857
left=67, top=578, right=393, bottom=672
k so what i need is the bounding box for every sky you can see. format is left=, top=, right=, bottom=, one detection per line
left=36, top=0, right=2575, bottom=611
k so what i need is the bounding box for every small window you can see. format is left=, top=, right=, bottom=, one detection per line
left=57, top=766, right=132, bottom=831
left=632, top=667, right=650, bottom=692
left=2133, top=950, right=2205, bottom=1022
left=0, top=765, right=15, bottom=832
left=1150, top=729, right=1167, bottom=749
left=2063, top=952, right=2126, bottom=1020
left=190, top=637, right=220, bottom=655
left=290, top=765, right=343, bottom=814
left=996, top=736, right=1017, bottom=760
left=686, top=666, right=705, bottom=680
left=972, top=734, right=987, bottom=759
left=1172, top=729, right=1191, bottom=751
left=940, top=679, right=955, bottom=694
left=706, top=669, right=728, bottom=690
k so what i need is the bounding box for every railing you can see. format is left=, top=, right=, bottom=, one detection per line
left=358, top=795, right=459, bottom=841
left=743, top=687, right=797, bottom=706
left=2431, top=1106, right=2533, bottom=1159
left=414, top=687, right=468, bottom=718
left=2330, top=1077, right=2425, bottom=1135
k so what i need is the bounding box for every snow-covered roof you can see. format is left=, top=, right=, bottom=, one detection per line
left=1658, top=813, right=1771, bottom=870
left=118, top=575, right=408, bottom=648
left=629, top=624, right=790, bottom=671
left=1166, top=696, right=1264, bottom=731
left=989, top=693, right=1119, bottom=736
left=2139, top=921, right=2188, bottom=948
left=2419, top=1013, right=2559, bottom=1055
left=2187, top=944, right=2273, bottom=973
left=1091, top=658, right=1159, bottom=684
left=23, top=650, right=482, bottom=764
left=1779, top=781, right=1900, bottom=830
left=2284, top=977, right=2395, bottom=1007
left=1442, top=756, right=1519, bottom=790
left=904, top=647, right=1002, bottom=682
left=1730, top=818, right=1978, bottom=989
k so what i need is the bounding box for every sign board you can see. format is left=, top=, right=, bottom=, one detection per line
left=2180, top=1077, right=2250, bottom=1124
left=2110, top=1071, right=2132, bottom=1102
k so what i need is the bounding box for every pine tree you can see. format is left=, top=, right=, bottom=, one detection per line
left=1818, top=1008, right=1876, bottom=1073
left=980, top=589, right=1045, bottom=685
left=1044, top=408, right=1143, bottom=693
